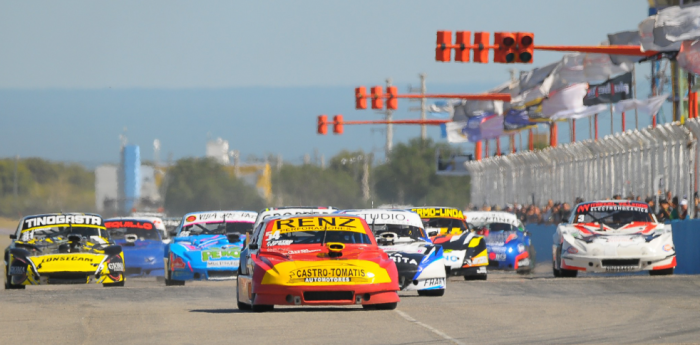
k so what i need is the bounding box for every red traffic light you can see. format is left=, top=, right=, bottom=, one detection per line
left=333, top=115, right=344, bottom=134
left=371, top=86, right=384, bottom=109
left=516, top=32, right=534, bottom=63
left=473, top=32, right=489, bottom=63
left=435, top=30, right=452, bottom=62
left=355, top=87, right=367, bottom=109
left=317, top=115, right=328, bottom=135
left=386, top=86, right=398, bottom=110
left=454, top=31, right=471, bottom=62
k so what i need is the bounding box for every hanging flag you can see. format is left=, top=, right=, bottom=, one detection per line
left=677, top=39, right=700, bottom=75
left=444, top=121, right=469, bottom=143
left=655, top=6, right=700, bottom=43
left=608, top=30, right=645, bottom=65
left=613, top=94, right=669, bottom=115
left=504, top=109, right=538, bottom=130
left=463, top=112, right=503, bottom=142
left=550, top=104, right=609, bottom=120
left=583, top=72, right=633, bottom=106
left=541, top=83, right=588, bottom=117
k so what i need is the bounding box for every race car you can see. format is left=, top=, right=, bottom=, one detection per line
left=130, top=212, right=172, bottom=243
left=252, top=206, right=337, bottom=231
left=339, top=209, right=446, bottom=296
left=105, top=218, right=165, bottom=277
left=553, top=200, right=676, bottom=277
left=466, top=211, right=535, bottom=274
left=164, top=210, right=257, bottom=285
left=237, top=214, right=400, bottom=311
left=4, top=213, right=125, bottom=289
left=411, top=207, right=488, bottom=280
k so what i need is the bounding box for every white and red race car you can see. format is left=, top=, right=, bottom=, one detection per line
left=552, top=200, right=676, bottom=277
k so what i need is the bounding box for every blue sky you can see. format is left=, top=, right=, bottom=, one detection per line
left=0, top=0, right=653, bottom=164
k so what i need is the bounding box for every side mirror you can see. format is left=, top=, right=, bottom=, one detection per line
left=248, top=243, right=259, bottom=250
left=9, top=234, right=17, bottom=240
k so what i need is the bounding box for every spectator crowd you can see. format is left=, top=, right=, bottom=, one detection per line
left=467, top=191, right=700, bottom=224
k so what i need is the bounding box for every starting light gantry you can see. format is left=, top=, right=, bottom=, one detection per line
left=317, top=115, right=449, bottom=135
left=435, top=30, right=659, bottom=64
left=354, top=86, right=511, bottom=110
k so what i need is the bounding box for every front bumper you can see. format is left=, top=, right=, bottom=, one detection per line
left=171, top=266, right=239, bottom=281
left=561, top=254, right=676, bottom=273
left=251, top=282, right=399, bottom=306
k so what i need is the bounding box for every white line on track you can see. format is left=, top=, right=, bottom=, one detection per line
left=394, top=309, right=466, bottom=345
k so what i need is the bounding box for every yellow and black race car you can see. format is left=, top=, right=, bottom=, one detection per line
left=410, top=207, right=489, bottom=280
left=4, top=213, right=126, bottom=289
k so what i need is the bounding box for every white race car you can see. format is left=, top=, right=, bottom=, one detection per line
left=339, top=209, right=447, bottom=296
left=552, top=200, right=676, bottom=277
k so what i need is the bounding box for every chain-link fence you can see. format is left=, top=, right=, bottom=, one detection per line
left=466, top=119, right=699, bottom=217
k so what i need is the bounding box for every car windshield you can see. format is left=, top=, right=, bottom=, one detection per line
left=470, top=222, right=517, bottom=232
left=573, top=203, right=653, bottom=227
left=19, top=226, right=104, bottom=242
left=108, top=226, right=161, bottom=241
left=264, top=216, right=372, bottom=247
left=370, top=224, right=426, bottom=240
left=422, top=218, right=467, bottom=230
left=180, top=221, right=254, bottom=236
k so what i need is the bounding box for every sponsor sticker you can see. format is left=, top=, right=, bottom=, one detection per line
left=663, top=244, right=673, bottom=252
left=518, top=258, right=531, bottom=267
left=289, top=267, right=368, bottom=283
left=201, top=249, right=240, bottom=261
left=9, top=266, right=26, bottom=275
left=274, top=217, right=365, bottom=233
left=206, top=260, right=239, bottom=267
left=411, top=208, right=464, bottom=219
left=388, top=254, right=418, bottom=265
left=422, top=278, right=445, bottom=287
left=105, top=221, right=153, bottom=230
left=23, top=215, right=102, bottom=230
left=108, top=262, right=125, bottom=272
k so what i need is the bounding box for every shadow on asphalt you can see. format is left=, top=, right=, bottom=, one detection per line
left=190, top=309, right=247, bottom=314
left=190, top=306, right=360, bottom=314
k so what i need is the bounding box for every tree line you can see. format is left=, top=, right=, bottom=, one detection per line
left=0, top=138, right=471, bottom=219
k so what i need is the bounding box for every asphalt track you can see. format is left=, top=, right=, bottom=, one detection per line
left=2, top=260, right=700, bottom=345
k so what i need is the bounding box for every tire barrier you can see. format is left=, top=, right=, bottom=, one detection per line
left=524, top=220, right=700, bottom=273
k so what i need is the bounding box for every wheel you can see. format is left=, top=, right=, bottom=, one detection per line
left=560, top=268, right=578, bottom=277
left=417, top=289, right=445, bottom=297
left=164, top=266, right=185, bottom=286
left=464, top=273, right=487, bottom=281
left=552, top=260, right=562, bottom=277
left=251, top=304, right=274, bottom=312
left=363, top=302, right=397, bottom=310
left=103, top=281, right=125, bottom=287
left=650, top=268, right=674, bottom=276
left=4, top=268, right=25, bottom=290
left=236, top=287, right=251, bottom=311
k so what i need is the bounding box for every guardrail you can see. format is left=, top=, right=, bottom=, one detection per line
left=466, top=119, right=700, bottom=218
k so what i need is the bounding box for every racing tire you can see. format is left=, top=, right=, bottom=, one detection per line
left=164, top=268, right=185, bottom=286
left=417, top=289, right=445, bottom=297
left=251, top=304, right=274, bottom=312
left=4, top=268, right=25, bottom=290
left=649, top=268, right=674, bottom=276
left=236, top=286, right=252, bottom=311
left=559, top=269, right=578, bottom=278
left=552, top=261, right=562, bottom=278
left=517, top=247, right=537, bottom=275
left=363, top=302, right=397, bottom=310
left=103, top=281, right=125, bottom=287
left=464, top=273, right=487, bottom=281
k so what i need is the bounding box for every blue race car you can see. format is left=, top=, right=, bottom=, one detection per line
left=164, top=211, right=257, bottom=286
left=105, top=218, right=165, bottom=277
left=465, top=211, right=536, bottom=274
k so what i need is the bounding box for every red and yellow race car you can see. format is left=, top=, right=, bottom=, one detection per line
left=236, top=214, right=400, bottom=312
